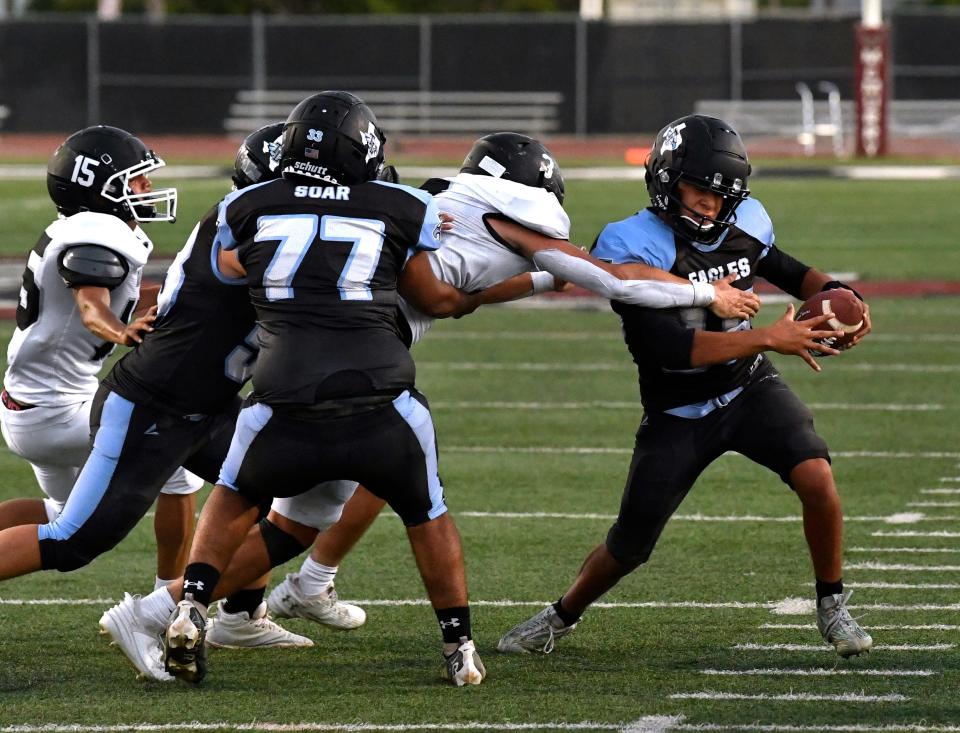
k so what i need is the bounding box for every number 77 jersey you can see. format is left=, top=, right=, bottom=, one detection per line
left=216, top=177, right=444, bottom=406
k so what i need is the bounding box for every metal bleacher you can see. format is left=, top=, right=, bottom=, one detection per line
left=696, top=97, right=960, bottom=156
left=224, top=89, right=564, bottom=136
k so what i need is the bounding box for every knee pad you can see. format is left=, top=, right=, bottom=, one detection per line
left=604, top=522, right=652, bottom=572
left=258, top=517, right=309, bottom=568
left=38, top=537, right=95, bottom=573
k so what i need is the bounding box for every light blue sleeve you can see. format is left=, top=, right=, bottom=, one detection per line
left=591, top=212, right=677, bottom=270
left=734, top=197, right=775, bottom=255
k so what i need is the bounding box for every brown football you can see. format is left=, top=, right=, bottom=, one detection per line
left=795, top=288, right=865, bottom=353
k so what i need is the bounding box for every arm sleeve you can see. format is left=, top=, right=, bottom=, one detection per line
left=756, top=246, right=810, bottom=298
left=624, top=307, right=697, bottom=370
left=532, top=249, right=714, bottom=308
left=57, top=244, right=130, bottom=290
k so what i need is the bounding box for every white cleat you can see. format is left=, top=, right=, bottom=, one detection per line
left=441, top=636, right=486, bottom=687
left=99, top=593, right=173, bottom=682
left=267, top=574, right=366, bottom=630
left=206, top=601, right=314, bottom=649
left=817, top=591, right=873, bottom=658
left=497, top=605, right=577, bottom=654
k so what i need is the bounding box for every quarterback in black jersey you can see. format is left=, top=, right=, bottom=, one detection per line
left=499, top=115, right=874, bottom=660
left=165, top=92, right=486, bottom=687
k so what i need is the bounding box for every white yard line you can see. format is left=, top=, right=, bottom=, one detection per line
left=846, top=561, right=960, bottom=572
left=4, top=597, right=959, bottom=614
left=922, top=489, right=960, bottom=494
left=669, top=691, right=908, bottom=703
left=700, top=666, right=936, bottom=676
left=0, top=724, right=635, bottom=733
left=846, top=582, right=960, bottom=589
left=907, top=501, right=960, bottom=507
left=430, top=400, right=944, bottom=412
left=674, top=725, right=960, bottom=732
left=458, top=510, right=940, bottom=524
left=622, top=717, right=686, bottom=733
left=872, top=530, right=960, bottom=538
left=849, top=546, right=960, bottom=553
left=420, top=361, right=960, bottom=374
left=760, top=623, right=957, bottom=631
left=732, top=643, right=953, bottom=651
left=446, top=446, right=960, bottom=460
left=938, top=477, right=960, bottom=481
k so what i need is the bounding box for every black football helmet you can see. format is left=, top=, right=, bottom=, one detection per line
left=645, top=115, right=750, bottom=244
left=280, top=91, right=385, bottom=185
left=232, top=122, right=285, bottom=190
left=46, top=125, right=177, bottom=223
left=460, top=132, right=565, bottom=204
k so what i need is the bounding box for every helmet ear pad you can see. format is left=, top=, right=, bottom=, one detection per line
left=645, top=115, right=751, bottom=244
left=280, top=91, right=385, bottom=186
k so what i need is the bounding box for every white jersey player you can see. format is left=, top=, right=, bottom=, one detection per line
left=0, top=126, right=201, bottom=583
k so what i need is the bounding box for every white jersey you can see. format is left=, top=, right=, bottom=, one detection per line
left=399, top=173, right=570, bottom=344
left=5, top=212, right=151, bottom=407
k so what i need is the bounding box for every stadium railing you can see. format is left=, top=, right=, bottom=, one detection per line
left=696, top=98, right=960, bottom=139
left=225, top=90, right=564, bottom=136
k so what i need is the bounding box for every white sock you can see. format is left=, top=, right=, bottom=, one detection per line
left=139, top=586, right=177, bottom=632
left=155, top=576, right=175, bottom=591
left=298, top=557, right=338, bottom=597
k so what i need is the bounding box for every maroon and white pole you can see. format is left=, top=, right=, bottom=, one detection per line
left=854, top=0, right=890, bottom=157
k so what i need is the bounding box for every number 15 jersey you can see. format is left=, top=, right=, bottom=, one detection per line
left=217, top=178, right=443, bottom=406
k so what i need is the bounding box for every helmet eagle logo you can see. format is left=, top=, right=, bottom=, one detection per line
left=660, top=123, right=687, bottom=155
left=360, top=122, right=381, bottom=163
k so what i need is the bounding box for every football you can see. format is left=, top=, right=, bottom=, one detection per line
left=795, top=288, right=865, bottom=353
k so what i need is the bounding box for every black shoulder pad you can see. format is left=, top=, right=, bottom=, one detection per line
left=420, top=178, right=451, bottom=195
left=57, top=244, right=130, bottom=290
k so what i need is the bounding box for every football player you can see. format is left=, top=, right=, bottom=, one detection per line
left=498, top=114, right=874, bottom=659
left=103, top=125, right=759, bottom=684
left=0, top=126, right=203, bottom=589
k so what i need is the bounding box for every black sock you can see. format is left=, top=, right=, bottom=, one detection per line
left=815, top=578, right=843, bottom=603
left=436, top=606, right=471, bottom=644
left=222, top=586, right=265, bottom=617
left=552, top=597, right=581, bottom=627
left=182, top=562, right=220, bottom=608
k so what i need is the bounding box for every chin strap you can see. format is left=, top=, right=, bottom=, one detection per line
left=821, top=280, right=864, bottom=302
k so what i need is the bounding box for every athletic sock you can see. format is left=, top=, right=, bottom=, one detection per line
left=299, top=557, right=338, bottom=596
left=139, top=586, right=177, bottom=632
left=552, top=597, right=581, bottom=627
left=436, top=606, right=471, bottom=645
left=815, top=577, right=844, bottom=604
left=154, top=576, right=175, bottom=592
left=222, top=587, right=266, bottom=617
left=182, top=562, right=220, bottom=608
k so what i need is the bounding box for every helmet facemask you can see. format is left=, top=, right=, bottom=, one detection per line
left=101, top=154, right=177, bottom=222
left=656, top=168, right=749, bottom=245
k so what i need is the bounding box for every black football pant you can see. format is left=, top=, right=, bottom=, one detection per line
left=605, top=372, right=830, bottom=568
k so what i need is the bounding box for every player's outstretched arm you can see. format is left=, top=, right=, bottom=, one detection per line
left=486, top=216, right=715, bottom=309
left=399, top=251, right=482, bottom=319
left=690, top=304, right=843, bottom=373
left=73, top=286, right=156, bottom=347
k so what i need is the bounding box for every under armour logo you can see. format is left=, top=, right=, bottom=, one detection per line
left=183, top=580, right=205, bottom=591
left=307, top=128, right=324, bottom=143
left=144, top=424, right=159, bottom=436
left=439, top=618, right=460, bottom=629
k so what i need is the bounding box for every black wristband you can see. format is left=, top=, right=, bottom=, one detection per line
left=821, top=280, right=864, bottom=302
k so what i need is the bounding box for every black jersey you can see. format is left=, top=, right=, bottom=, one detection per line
left=217, top=178, right=443, bottom=406
left=104, top=205, right=257, bottom=416
left=593, top=198, right=810, bottom=414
